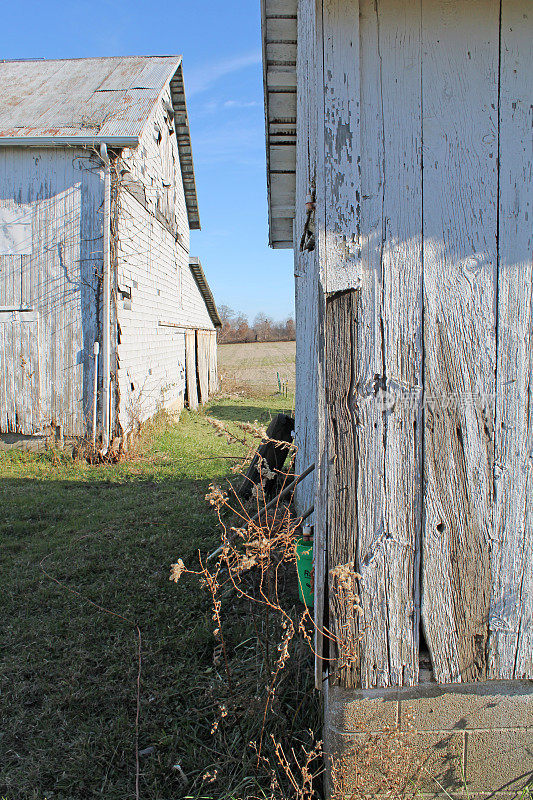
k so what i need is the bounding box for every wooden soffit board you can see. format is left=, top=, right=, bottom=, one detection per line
left=261, top=0, right=298, bottom=248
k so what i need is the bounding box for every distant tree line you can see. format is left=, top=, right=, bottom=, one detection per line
left=217, top=305, right=296, bottom=344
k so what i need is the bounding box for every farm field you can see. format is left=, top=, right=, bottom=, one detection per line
left=0, top=378, right=317, bottom=800
left=218, top=340, right=295, bottom=395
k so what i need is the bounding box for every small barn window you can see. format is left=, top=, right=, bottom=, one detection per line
left=0, top=207, right=32, bottom=255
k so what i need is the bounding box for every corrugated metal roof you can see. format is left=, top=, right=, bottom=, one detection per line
left=0, top=56, right=178, bottom=139
left=189, top=257, right=222, bottom=328
left=0, top=55, right=200, bottom=229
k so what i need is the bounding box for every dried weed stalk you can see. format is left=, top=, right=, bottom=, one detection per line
left=170, top=418, right=327, bottom=797
left=169, top=416, right=431, bottom=799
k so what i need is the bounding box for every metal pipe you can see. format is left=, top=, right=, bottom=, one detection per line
left=92, top=341, right=99, bottom=448
left=100, top=142, right=111, bottom=452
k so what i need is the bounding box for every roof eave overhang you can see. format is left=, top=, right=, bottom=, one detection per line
left=189, top=256, right=221, bottom=328
left=170, top=62, right=201, bottom=231
left=261, top=0, right=297, bottom=249
left=0, top=136, right=139, bottom=147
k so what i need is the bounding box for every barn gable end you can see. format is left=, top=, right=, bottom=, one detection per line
left=0, top=56, right=219, bottom=446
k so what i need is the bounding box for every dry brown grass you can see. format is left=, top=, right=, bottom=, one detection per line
left=218, top=341, right=296, bottom=396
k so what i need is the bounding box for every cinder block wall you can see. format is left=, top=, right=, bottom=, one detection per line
left=325, top=680, right=533, bottom=799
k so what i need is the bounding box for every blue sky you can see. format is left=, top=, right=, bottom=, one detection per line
left=1, top=0, right=295, bottom=322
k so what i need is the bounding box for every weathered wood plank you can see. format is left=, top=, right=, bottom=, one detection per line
left=0, top=311, right=40, bottom=433
left=197, top=330, right=209, bottom=404
left=421, top=0, right=499, bottom=683
left=0, top=321, right=6, bottom=430
left=350, top=0, right=389, bottom=688
left=293, top=0, right=323, bottom=688
left=323, top=0, right=362, bottom=293
left=319, top=0, right=363, bottom=691
left=265, top=15, right=298, bottom=43
left=0, top=317, right=15, bottom=429
left=185, top=330, right=198, bottom=410
left=326, top=0, right=423, bottom=690
left=363, top=0, right=423, bottom=688
left=294, top=0, right=319, bottom=509
left=207, top=330, right=218, bottom=395
left=29, top=316, right=41, bottom=432
left=325, top=289, right=361, bottom=687
left=489, top=0, right=533, bottom=680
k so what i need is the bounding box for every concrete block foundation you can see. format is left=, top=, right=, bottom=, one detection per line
left=325, top=679, right=533, bottom=799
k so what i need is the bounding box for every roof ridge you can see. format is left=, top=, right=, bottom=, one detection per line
left=0, top=55, right=182, bottom=64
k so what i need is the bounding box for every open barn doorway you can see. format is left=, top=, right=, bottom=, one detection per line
left=185, top=328, right=218, bottom=409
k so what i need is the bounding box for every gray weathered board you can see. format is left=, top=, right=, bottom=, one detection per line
left=293, top=0, right=323, bottom=682
left=185, top=330, right=198, bottom=410
left=0, top=310, right=40, bottom=433
left=196, top=330, right=209, bottom=404
left=489, top=0, right=533, bottom=680
left=207, top=330, right=218, bottom=395
left=305, top=0, right=533, bottom=688
left=421, top=0, right=498, bottom=684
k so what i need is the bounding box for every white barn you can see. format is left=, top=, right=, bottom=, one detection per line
left=0, top=56, right=220, bottom=449
left=262, top=0, right=532, bottom=795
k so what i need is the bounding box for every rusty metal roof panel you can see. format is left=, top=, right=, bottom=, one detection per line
left=0, top=56, right=180, bottom=140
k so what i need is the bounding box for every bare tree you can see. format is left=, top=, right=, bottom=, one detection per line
left=217, top=307, right=295, bottom=344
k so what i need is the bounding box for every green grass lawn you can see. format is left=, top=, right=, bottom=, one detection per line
left=0, top=394, right=305, bottom=800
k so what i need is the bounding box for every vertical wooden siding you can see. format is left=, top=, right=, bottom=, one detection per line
left=421, top=0, right=499, bottom=683
left=311, top=0, right=533, bottom=687
left=185, top=330, right=198, bottom=410
left=0, top=311, right=40, bottom=433
left=293, top=0, right=327, bottom=686
left=0, top=148, right=102, bottom=435
left=208, top=330, right=219, bottom=395
left=322, top=0, right=423, bottom=689
left=294, top=0, right=319, bottom=516
left=196, top=330, right=210, bottom=404
left=489, top=0, right=533, bottom=680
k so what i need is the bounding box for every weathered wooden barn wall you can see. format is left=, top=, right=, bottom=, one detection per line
left=116, top=85, right=214, bottom=430
left=297, top=0, right=533, bottom=688
left=0, top=147, right=102, bottom=435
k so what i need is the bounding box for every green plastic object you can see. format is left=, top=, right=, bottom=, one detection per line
left=295, top=538, right=314, bottom=607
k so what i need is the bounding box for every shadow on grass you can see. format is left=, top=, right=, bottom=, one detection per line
left=0, top=466, right=319, bottom=800
left=0, top=473, right=230, bottom=800
left=207, top=402, right=289, bottom=424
